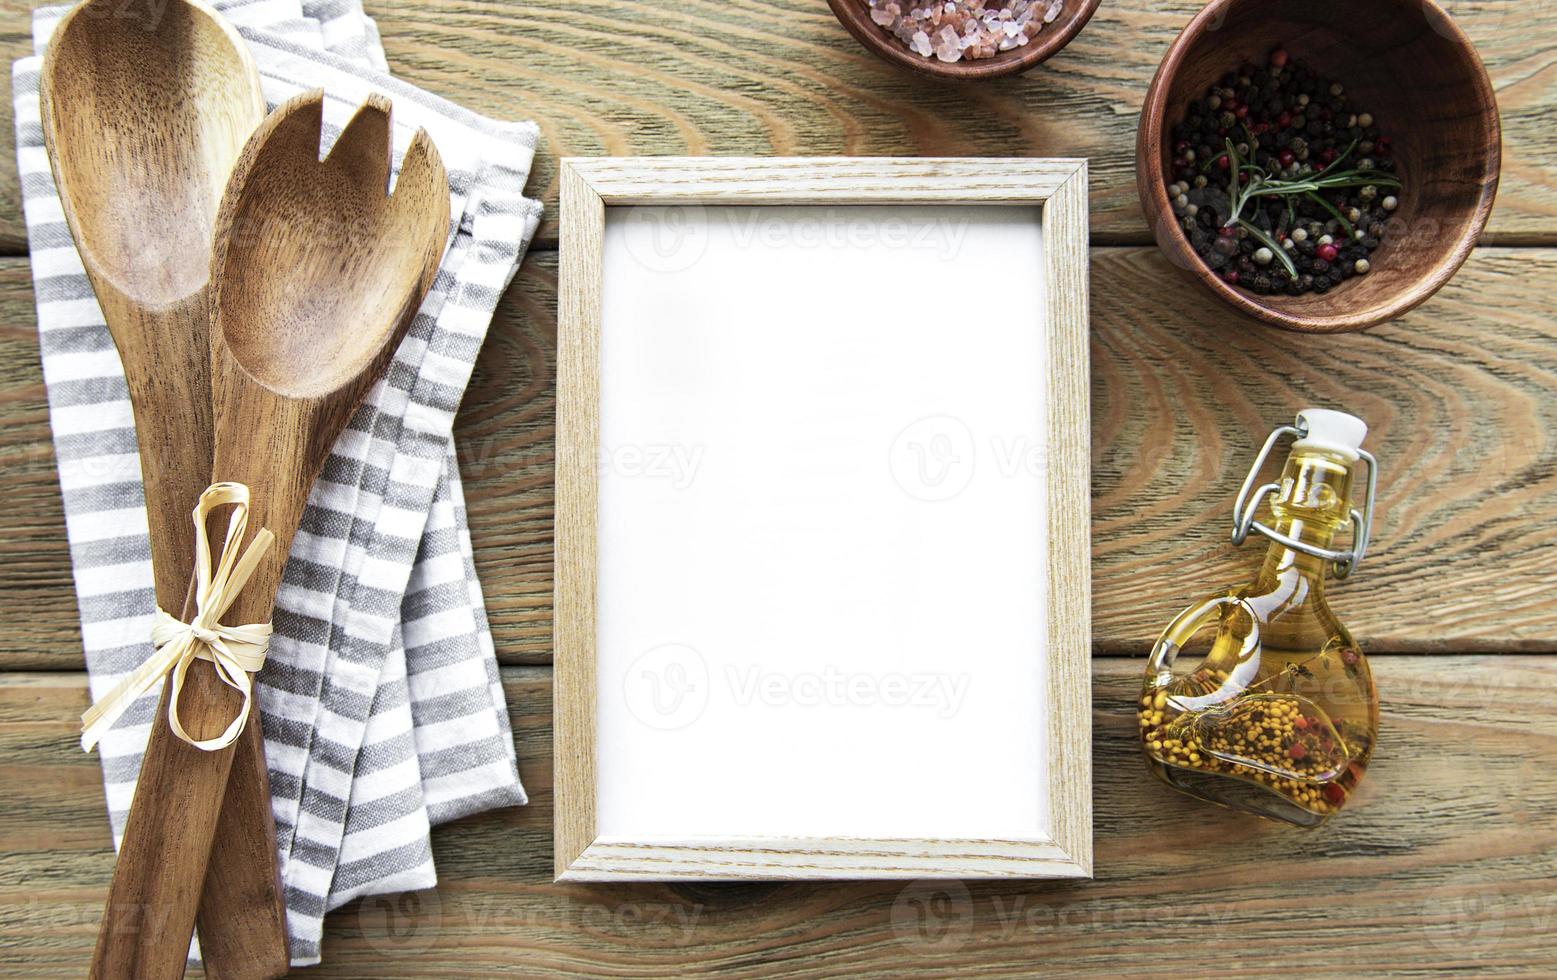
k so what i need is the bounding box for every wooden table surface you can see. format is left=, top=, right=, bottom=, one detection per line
left=2, top=0, right=1555, bottom=975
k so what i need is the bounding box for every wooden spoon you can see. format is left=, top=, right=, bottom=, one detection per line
left=37, top=1, right=289, bottom=975
left=40, top=0, right=260, bottom=654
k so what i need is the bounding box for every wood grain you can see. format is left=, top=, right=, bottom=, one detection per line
left=561, top=155, right=1088, bottom=203
left=0, top=658, right=1553, bottom=975
left=3, top=244, right=1556, bottom=672
left=552, top=159, right=603, bottom=881
left=0, top=0, right=1555, bottom=251
left=1041, top=164, right=1093, bottom=874
left=554, top=158, right=1094, bottom=881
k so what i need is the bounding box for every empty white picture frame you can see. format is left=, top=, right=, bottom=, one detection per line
left=555, top=158, right=1091, bottom=880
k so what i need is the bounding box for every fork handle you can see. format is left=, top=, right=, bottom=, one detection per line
left=89, top=664, right=246, bottom=979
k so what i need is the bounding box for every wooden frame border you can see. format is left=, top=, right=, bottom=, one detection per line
left=555, top=158, right=1092, bottom=880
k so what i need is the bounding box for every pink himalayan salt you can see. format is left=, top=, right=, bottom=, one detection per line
left=862, top=0, right=1062, bottom=61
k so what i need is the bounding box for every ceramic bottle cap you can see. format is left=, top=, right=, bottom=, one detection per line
left=1293, top=408, right=1368, bottom=462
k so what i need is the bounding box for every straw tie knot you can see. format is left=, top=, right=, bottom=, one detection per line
left=81, top=482, right=276, bottom=753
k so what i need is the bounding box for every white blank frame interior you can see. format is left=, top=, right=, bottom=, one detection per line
left=556, top=158, right=1092, bottom=880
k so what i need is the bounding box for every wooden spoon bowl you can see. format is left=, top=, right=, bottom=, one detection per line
left=1136, top=0, right=1501, bottom=333
left=40, top=0, right=264, bottom=616
left=42, top=0, right=263, bottom=307
left=826, top=0, right=1099, bottom=80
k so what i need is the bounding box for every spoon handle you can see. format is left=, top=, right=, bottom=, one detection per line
left=198, top=718, right=290, bottom=979
left=77, top=292, right=258, bottom=978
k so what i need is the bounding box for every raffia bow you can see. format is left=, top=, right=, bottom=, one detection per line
left=81, top=482, right=275, bottom=753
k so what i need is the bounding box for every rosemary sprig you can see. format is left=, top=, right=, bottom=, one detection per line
left=1304, top=191, right=1354, bottom=240
left=1219, top=137, right=1400, bottom=232
left=1236, top=219, right=1299, bottom=279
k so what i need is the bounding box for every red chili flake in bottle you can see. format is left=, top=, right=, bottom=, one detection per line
left=1219, top=225, right=1236, bottom=238
left=1277, top=111, right=1292, bottom=128
left=1254, top=122, right=1270, bottom=135
left=1278, top=149, right=1295, bottom=167
left=1270, top=47, right=1289, bottom=69
left=1233, top=104, right=1250, bottom=121
left=1317, top=243, right=1339, bottom=262
left=1323, top=782, right=1346, bottom=804
left=1174, top=139, right=1190, bottom=153
left=1288, top=742, right=1308, bottom=760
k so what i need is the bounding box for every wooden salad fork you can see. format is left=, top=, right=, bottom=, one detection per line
left=191, top=89, right=448, bottom=979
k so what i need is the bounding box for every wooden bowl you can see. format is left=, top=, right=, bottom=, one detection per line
left=1136, top=0, right=1500, bottom=333
left=827, top=0, right=1100, bottom=80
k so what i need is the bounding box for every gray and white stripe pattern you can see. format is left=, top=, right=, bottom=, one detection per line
left=14, top=0, right=538, bottom=966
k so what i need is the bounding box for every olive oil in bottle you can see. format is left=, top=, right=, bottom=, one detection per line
left=1139, top=409, right=1380, bottom=827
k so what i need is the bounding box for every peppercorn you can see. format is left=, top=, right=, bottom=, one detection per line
left=1166, top=54, right=1400, bottom=299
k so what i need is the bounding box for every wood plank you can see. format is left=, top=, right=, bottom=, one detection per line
left=0, top=0, right=1555, bottom=251
left=0, top=257, right=74, bottom=664
left=0, top=659, right=1552, bottom=975
left=2, top=246, right=1555, bottom=669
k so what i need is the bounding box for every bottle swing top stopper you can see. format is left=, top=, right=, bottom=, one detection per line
left=1292, top=408, right=1368, bottom=462
left=1232, top=408, right=1378, bottom=578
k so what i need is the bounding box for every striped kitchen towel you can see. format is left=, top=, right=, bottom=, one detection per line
left=14, top=0, right=539, bottom=966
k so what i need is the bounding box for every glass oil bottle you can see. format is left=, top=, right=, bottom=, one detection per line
left=1139, top=409, right=1380, bottom=827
